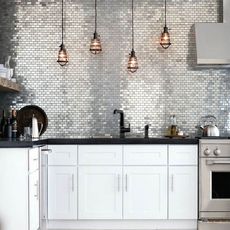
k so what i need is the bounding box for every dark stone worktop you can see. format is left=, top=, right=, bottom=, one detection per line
left=0, top=137, right=199, bottom=148
left=0, top=139, right=33, bottom=148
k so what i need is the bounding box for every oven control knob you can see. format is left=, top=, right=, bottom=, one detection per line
left=204, top=148, right=211, bottom=156
left=214, top=148, right=221, bottom=156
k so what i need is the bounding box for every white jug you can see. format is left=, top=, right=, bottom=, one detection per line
left=32, top=114, right=43, bottom=139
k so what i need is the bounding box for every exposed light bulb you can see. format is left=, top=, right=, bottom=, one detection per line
left=57, top=43, right=68, bottom=66
left=90, top=32, right=102, bottom=54
left=127, top=49, right=138, bottom=73
left=160, top=26, right=171, bottom=49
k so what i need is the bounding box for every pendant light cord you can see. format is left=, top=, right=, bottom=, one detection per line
left=132, top=0, right=134, bottom=50
left=95, top=0, right=97, bottom=33
left=164, top=0, right=167, bottom=27
left=61, top=0, right=64, bottom=44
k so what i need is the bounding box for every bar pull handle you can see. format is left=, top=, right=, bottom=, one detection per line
left=117, top=174, right=120, bottom=192
left=125, top=174, right=128, bottom=192
left=72, top=174, right=74, bottom=192
left=34, top=180, right=39, bottom=200
left=206, top=160, right=230, bottom=165
left=171, top=174, right=174, bottom=192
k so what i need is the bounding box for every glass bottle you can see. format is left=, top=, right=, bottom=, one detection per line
left=6, top=109, right=12, bottom=138
left=0, top=110, right=7, bottom=138
left=170, top=115, right=177, bottom=136
left=11, top=108, right=17, bottom=138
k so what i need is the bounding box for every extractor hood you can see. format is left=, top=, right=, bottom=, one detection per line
left=195, top=0, right=230, bottom=67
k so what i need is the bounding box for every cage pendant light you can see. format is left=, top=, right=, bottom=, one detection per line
left=57, top=0, right=68, bottom=66
left=127, top=0, right=138, bottom=73
left=160, top=0, right=171, bottom=49
left=90, top=0, right=102, bottom=54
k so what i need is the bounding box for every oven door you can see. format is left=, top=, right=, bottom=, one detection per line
left=200, top=158, right=230, bottom=213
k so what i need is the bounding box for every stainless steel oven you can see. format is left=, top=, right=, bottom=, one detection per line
left=199, top=139, right=230, bottom=230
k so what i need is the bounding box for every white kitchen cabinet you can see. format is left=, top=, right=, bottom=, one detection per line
left=123, top=145, right=167, bottom=219
left=29, top=169, right=39, bottom=230
left=47, top=145, right=78, bottom=220
left=40, top=146, right=53, bottom=230
left=0, top=148, right=29, bottom=230
left=168, top=145, right=198, bottom=220
left=78, top=166, right=122, bottom=219
left=168, top=166, right=197, bottom=219
left=123, top=166, right=167, bottom=219
left=28, top=147, right=40, bottom=230
left=48, top=166, right=77, bottom=220
left=44, top=143, right=198, bottom=230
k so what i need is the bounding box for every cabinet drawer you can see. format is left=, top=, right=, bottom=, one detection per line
left=78, top=145, right=122, bottom=165
left=48, top=145, right=77, bottom=166
left=169, top=145, right=198, bottom=165
left=124, top=145, right=167, bottom=165
left=29, top=148, right=39, bottom=172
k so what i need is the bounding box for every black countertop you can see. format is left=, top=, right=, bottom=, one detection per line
left=42, top=137, right=199, bottom=145
left=0, top=139, right=33, bottom=148
left=0, top=137, right=199, bottom=148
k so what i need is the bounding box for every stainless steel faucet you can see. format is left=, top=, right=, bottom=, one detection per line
left=113, top=109, right=130, bottom=138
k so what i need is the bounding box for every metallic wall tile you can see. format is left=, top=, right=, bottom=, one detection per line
left=0, top=0, right=230, bottom=138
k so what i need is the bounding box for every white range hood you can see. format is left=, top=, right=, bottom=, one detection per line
left=195, top=0, right=230, bottom=67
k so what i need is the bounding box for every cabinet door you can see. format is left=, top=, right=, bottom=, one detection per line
left=29, top=170, right=39, bottom=230
left=78, top=166, right=122, bottom=219
left=40, top=146, right=48, bottom=228
left=123, top=166, right=167, bottom=219
left=48, top=166, right=77, bottom=219
left=169, top=166, right=198, bottom=219
left=0, top=148, right=28, bottom=230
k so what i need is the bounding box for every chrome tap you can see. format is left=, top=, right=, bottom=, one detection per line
left=113, top=109, right=130, bottom=138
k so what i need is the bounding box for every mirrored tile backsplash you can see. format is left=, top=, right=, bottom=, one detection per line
left=0, top=0, right=230, bottom=138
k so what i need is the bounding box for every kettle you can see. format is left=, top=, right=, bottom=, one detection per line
left=206, top=124, right=220, bottom=136
left=199, top=115, right=220, bottom=137
left=32, top=114, right=43, bottom=139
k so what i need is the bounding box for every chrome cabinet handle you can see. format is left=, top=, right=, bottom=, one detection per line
left=117, top=175, right=120, bottom=192
left=125, top=174, right=128, bottom=192
left=34, top=180, right=39, bottom=200
left=72, top=174, right=74, bottom=192
left=206, top=160, right=230, bottom=165
left=171, top=175, right=174, bottom=192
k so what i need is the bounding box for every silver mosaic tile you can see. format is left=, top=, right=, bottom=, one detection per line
left=1, top=0, right=230, bottom=138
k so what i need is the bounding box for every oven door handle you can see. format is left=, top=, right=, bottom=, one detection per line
left=206, top=160, right=230, bottom=165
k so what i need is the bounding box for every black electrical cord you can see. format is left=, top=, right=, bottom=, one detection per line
left=61, top=0, right=64, bottom=44
left=131, top=0, right=134, bottom=50
left=95, top=0, right=97, bottom=33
